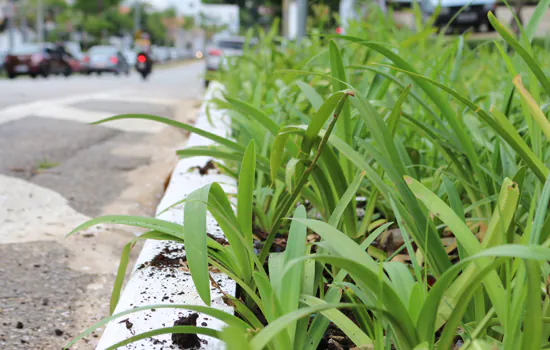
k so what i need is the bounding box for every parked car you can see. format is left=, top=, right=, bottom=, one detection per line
left=204, top=36, right=257, bottom=87
left=422, top=0, right=497, bottom=32
left=4, top=43, right=73, bottom=79
left=81, top=46, right=130, bottom=76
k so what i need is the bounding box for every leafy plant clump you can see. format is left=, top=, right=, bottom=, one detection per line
left=67, top=3, right=550, bottom=350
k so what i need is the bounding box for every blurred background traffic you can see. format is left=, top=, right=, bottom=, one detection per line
left=0, top=0, right=548, bottom=81
left=0, top=0, right=241, bottom=79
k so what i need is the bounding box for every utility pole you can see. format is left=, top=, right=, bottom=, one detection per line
left=20, top=0, right=28, bottom=42
left=7, top=0, right=15, bottom=51
left=99, top=0, right=106, bottom=43
left=133, top=1, right=141, bottom=35
left=296, top=0, right=307, bottom=40
left=36, top=0, right=44, bottom=43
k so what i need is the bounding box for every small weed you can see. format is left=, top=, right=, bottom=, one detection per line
left=36, top=159, right=60, bottom=171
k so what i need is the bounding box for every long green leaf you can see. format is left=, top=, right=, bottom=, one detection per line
left=280, top=206, right=307, bottom=312
left=387, top=85, right=411, bottom=136
left=301, top=295, right=373, bottom=346
left=249, top=303, right=357, bottom=350
left=92, top=114, right=245, bottom=152
left=328, top=171, right=365, bottom=229
left=68, top=215, right=183, bottom=239
left=221, top=325, right=252, bottom=350
left=64, top=304, right=248, bottom=348
left=522, top=260, right=543, bottom=349
left=105, top=326, right=221, bottom=350
left=296, top=80, right=324, bottom=111
left=405, top=176, right=507, bottom=325
left=513, top=75, right=550, bottom=141
left=488, top=12, right=550, bottom=97
left=530, top=176, right=550, bottom=244
left=525, top=0, right=550, bottom=41
left=225, top=96, right=279, bottom=135
left=110, top=231, right=179, bottom=315
left=238, top=140, right=256, bottom=245
left=302, top=91, right=347, bottom=153
left=185, top=184, right=212, bottom=305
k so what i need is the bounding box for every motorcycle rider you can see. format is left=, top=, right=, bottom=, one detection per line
left=136, top=49, right=152, bottom=73
left=135, top=33, right=153, bottom=78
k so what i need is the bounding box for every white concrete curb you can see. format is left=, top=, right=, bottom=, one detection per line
left=97, top=82, right=236, bottom=350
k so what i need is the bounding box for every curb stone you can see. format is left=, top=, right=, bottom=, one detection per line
left=97, top=82, right=236, bottom=350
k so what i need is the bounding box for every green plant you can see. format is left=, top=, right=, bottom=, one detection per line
left=67, top=3, right=550, bottom=349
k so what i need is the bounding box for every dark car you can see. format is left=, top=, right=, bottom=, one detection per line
left=4, top=43, right=73, bottom=79
left=82, top=46, right=130, bottom=76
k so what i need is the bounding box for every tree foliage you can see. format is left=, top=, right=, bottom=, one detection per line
left=73, top=0, right=123, bottom=14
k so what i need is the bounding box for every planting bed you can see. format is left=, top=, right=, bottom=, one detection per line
left=67, top=6, right=550, bottom=349
left=97, top=82, right=236, bottom=350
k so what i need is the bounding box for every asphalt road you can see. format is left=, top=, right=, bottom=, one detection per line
left=0, top=61, right=203, bottom=109
left=0, top=61, right=204, bottom=349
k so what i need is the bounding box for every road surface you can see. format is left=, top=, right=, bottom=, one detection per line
left=0, top=62, right=205, bottom=349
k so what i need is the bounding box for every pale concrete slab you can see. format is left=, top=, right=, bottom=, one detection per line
left=0, top=174, right=96, bottom=244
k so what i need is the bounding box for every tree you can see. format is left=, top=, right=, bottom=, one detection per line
left=144, top=11, right=165, bottom=44
left=198, top=12, right=228, bottom=43
left=83, top=14, right=112, bottom=39
left=104, top=6, right=133, bottom=36
left=182, top=16, right=196, bottom=31
left=73, top=0, right=122, bottom=14
left=21, top=0, right=70, bottom=31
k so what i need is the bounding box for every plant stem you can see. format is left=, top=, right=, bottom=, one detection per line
left=259, top=91, right=354, bottom=263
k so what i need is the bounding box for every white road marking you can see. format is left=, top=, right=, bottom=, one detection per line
left=0, top=88, right=178, bottom=132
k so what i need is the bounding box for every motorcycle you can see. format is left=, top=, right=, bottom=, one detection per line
left=135, top=53, right=152, bottom=80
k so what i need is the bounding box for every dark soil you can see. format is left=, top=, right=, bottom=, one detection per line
left=172, top=313, right=201, bottom=349
left=138, top=246, right=186, bottom=270
left=193, top=160, right=218, bottom=175
left=318, top=322, right=356, bottom=349
left=207, top=233, right=229, bottom=246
